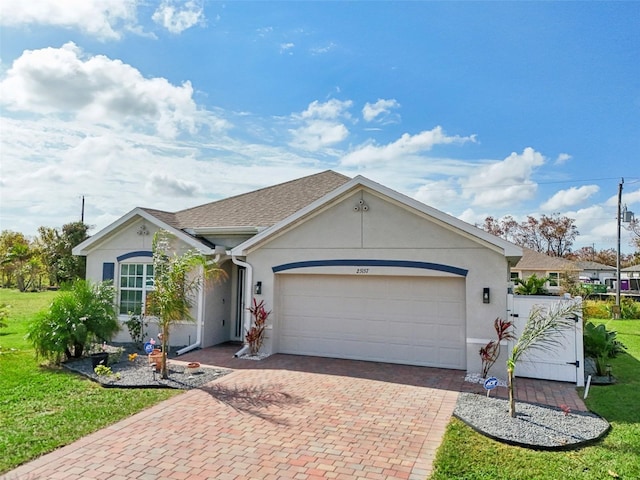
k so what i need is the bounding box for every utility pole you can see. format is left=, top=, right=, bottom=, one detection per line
left=81, top=195, right=85, bottom=223
left=616, top=178, right=623, bottom=315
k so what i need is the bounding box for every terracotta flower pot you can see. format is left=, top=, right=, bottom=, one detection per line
left=149, top=352, right=163, bottom=372
left=185, top=362, right=200, bottom=375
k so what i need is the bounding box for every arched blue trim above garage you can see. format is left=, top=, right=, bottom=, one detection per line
left=116, top=251, right=153, bottom=262
left=272, top=259, right=468, bottom=277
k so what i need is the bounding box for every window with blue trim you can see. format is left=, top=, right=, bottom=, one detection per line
left=119, top=263, right=154, bottom=315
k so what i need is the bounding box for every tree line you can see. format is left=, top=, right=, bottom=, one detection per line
left=482, top=213, right=638, bottom=266
left=0, top=222, right=89, bottom=291
left=2, top=213, right=638, bottom=292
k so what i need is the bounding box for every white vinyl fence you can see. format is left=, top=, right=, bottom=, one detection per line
left=507, top=294, right=584, bottom=387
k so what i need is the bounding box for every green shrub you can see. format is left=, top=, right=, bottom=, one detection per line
left=124, top=313, right=148, bottom=347
left=27, top=280, right=119, bottom=364
left=583, top=321, right=627, bottom=375
left=583, top=299, right=610, bottom=319
left=619, top=297, right=640, bottom=319
left=514, top=274, right=549, bottom=295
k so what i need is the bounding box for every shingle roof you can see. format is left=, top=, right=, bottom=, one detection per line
left=513, top=247, right=579, bottom=271
left=575, top=261, right=616, bottom=270
left=142, top=170, right=351, bottom=230
left=139, top=208, right=179, bottom=229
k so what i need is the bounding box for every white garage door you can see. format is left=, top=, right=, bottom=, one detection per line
left=277, top=274, right=466, bottom=369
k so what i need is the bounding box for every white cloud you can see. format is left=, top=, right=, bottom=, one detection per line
left=0, top=114, right=326, bottom=236
left=0, top=43, right=207, bottom=138
left=310, top=42, right=337, bottom=55
left=623, top=188, right=640, bottom=206
left=0, top=0, right=139, bottom=40
left=458, top=208, right=491, bottom=228
left=289, top=99, right=352, bottom=151
left=256, top=26, right=273, bottom=37
left=148, top=174, right=202, bottom=197
left=540, top=185, right=600, bottom=210
left=565, top=205, right=618, bottom=250
left=299, top=99, right=352, bottom=120
left=555, top=153, right=571, bottom=165
left=459, top=147, right=545, bottom=208
left=280, top=43, right=295, bottom=54
left=362, top=98, right=400, bottom=122
left=152, top=0, right=204, bottom=34
left=289, top=121, right=349, bottom=151
left=340, top=126, right=476, bottom=167
left=414, top=179, right=461, bottom=211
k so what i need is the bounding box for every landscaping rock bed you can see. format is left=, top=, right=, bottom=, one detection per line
left=454, top=392, right=610, bottom=450
left=64, top=344, right=231, bottom=389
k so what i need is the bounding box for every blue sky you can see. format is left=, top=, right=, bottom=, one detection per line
left=1, top=1, right=638, bottom=253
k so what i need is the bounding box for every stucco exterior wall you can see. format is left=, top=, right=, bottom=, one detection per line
left=83, top=218, right=203, bottom=348
left=244, top=189, right=511, bottom=373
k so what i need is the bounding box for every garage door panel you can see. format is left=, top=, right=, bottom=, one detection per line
left=277, top=274, right=465, bottom=369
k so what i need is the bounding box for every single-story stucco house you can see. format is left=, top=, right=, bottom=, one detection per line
left=575, top=260, right=617, bottom=285
left=511, top=247, right=579, bottom=294
left=73, top=170, right=525, bottom=377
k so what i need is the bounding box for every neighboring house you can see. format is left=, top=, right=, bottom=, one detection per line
left=621, top=264, right=640, bottom=291
left=74, top=170, right=524, bottom=377
left=511, top=247, right=579, bottom=293
left=575, top=260, right=617, bottom=286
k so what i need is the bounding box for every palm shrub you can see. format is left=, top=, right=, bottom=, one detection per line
left=145, top=231, right=225, bottom=379
left=507, top=300, right=581, bottom=417
left=583, top=321, right=626, bottom=375
left=27, top=280, right=118, bottom=364
left=514, top=274, right=550, bottom=295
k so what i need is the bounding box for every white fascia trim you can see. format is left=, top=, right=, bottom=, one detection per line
left=231, top=175, right=523, bottom=258
left=72, top=207, right=215, bottom=256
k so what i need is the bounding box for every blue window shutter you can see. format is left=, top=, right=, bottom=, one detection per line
left=102, top=263, right=115, bottom=281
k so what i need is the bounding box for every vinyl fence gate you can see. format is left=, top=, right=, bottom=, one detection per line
left=508, top=294, right=584, bottom=387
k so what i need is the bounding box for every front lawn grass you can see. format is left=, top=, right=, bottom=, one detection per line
left=431, top=318, right=640, bottom=480
left=0, top=289, right=181, bottom=474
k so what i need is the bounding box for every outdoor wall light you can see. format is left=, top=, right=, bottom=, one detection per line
left=483, top=287, right=490, bottom=304
left=254, top=281, right=262, bottom=295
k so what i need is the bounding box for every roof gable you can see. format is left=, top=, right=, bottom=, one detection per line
left=232, top=175, right=523, bottom=259
left=72, top=208, right=214, bottom=256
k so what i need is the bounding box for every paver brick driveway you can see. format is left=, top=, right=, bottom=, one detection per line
left=4, top=345, right=584, bottom=480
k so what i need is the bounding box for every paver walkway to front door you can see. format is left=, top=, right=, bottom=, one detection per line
left=4, top=346, right=585, bottom=480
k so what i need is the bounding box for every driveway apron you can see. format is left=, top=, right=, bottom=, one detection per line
left=3, top=348, right=585, bottom=480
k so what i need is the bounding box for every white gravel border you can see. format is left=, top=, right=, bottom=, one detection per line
left=454, top=392, right=610, bottom=449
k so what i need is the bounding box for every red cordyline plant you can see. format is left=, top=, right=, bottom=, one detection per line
left=246, top=298, right=270, bottom=355
left=480, top=318, right=516, bottom=378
